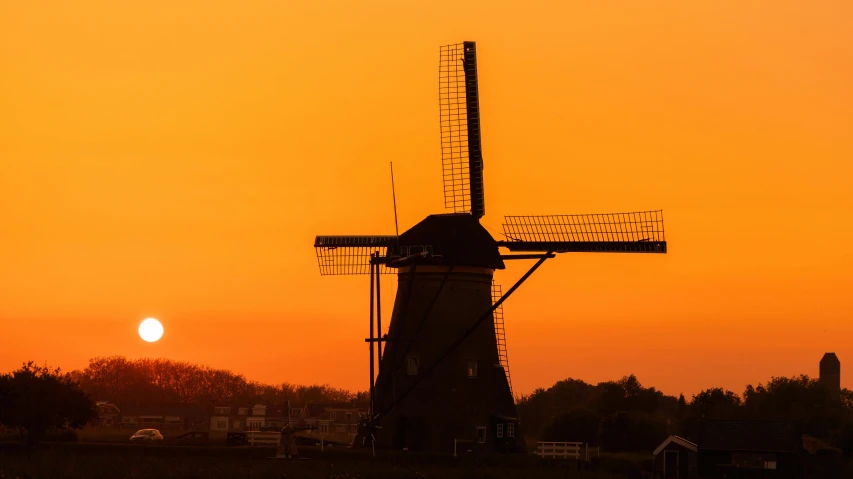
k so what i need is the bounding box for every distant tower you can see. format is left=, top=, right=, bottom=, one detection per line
left=820, top=353, right=841, bottom=392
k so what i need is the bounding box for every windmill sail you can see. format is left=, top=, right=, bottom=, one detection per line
left=498, top=210, right=667, bottom=253
left=439, top=41, right=485, bottom=218
left=314, top=235, right=397, bottom=275
left=492, top=281, right=513, bottom=398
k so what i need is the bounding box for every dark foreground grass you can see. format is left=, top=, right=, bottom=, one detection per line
left=0, top=442, right=642, bottom=479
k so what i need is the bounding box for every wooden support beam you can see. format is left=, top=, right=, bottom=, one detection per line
left=500, top=253, right=557, bottom=260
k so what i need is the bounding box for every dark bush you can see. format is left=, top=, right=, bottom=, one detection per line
left=44, top=429, right=78, bottom=442
left=596, top=454, right=653, bottom=479
left=600, top=411, right=668, bottom=453
left=540, top=408, right=601, bottom=445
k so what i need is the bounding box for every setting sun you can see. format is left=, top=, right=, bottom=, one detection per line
left=138, top=318, right=163, bottom=343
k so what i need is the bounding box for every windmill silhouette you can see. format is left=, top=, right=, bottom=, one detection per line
left=314, top=41, right=667, bottom=453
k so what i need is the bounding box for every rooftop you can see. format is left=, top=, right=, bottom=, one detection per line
left=699, top=420, right=802, bottom=453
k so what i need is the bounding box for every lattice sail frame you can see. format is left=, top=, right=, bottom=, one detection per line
left=314, top=236, right=397, bottom=275
left=499, top=210, right=666, bottom=253
left=439, top=42, right=485, bottom=218
left=492, top=281, right=513, bottom=397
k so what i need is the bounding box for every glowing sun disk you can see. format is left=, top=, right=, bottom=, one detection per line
left=139, top=318, right=164, bottom=342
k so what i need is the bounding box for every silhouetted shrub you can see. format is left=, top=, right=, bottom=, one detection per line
left=44, top=429, right=78, bottom=442
left=600, top=411, right=668, bottom=453
left=596, top=454, right=652, bottom=479
left=540, top=408, right=601, bottom=445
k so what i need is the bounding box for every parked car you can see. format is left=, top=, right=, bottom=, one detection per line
left=130, top=429, right=164, bottom=443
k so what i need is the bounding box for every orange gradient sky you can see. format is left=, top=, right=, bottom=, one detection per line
left=1, top=1, right=851, bottom=399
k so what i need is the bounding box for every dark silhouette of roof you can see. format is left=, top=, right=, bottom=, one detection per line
left=699, top=420, right=802, bottom=453
left=396, top=214, right=504, bottom=270
left=654, top=435, right=698, bottom=456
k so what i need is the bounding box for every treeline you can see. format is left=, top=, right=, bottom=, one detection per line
left=517, top=374, right=853, bottom=456
left=68, top=356, right=369, bottom=409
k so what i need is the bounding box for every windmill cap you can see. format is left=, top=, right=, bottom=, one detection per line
left=394, top=214, right=504, bottom=270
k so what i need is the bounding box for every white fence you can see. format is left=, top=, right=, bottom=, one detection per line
left=246, top=431, right=280, bottom=446
left=536, top=441, right=582, bottom=459
left=535, top=442, right=599, bottom=460
left=453, top=439, right=475, bottom=457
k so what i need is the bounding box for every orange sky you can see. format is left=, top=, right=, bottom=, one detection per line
left=1, top=1, right=851, bottom=399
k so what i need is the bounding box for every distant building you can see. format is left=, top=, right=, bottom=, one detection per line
left=94, top=401, right=120, bottom=427
left=209, top=403, right=288, bottom=432
left=298, top=402, right=367, bottom=439
left=208, top=401, right=367, bottom=441
left=819, top=352, right=841, bottom=392
left=118, top=404, right=206, bottom=430
left=652, top=421, right=807, bottom=479
left=698, top=420, right=804, bottom=479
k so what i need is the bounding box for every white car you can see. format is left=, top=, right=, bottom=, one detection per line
left=130, top=429, right=164, bottom=443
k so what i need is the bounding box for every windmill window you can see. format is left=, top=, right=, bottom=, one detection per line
left=467, top=360, right=478, bottom=378
left=507, top=423, right=515, bottom=438
left=476, top=426, right=486, bottom=443
left=346, top=412, right=352, bottom=421
left=496, top=423, right=504, bottom=438
left=330, top=412, right=336, bottom=420
left=407, top=356, right=420, bottom=375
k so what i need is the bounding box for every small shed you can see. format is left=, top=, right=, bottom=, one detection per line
left=653, top=435, right=699, bottom=478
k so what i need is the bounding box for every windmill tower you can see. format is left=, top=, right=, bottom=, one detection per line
left=313, top=42, right=667, bottom=453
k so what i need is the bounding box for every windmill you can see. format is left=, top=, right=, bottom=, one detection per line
left=313, top=41, right=667, bottom=453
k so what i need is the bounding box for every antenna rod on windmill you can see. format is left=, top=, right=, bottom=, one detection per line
left=390, top=162, right=399, bottom=236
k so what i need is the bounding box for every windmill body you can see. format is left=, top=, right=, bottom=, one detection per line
left=313, top=41, right=667, bottom=454
left=371, top=214, right=518, bottom=452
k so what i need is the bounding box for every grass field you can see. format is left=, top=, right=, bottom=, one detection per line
left=66, top=427, right=351, bottom=447
left=0, top=441, right=650, bottom=479
left=0, top=427, right=653, bottom=478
